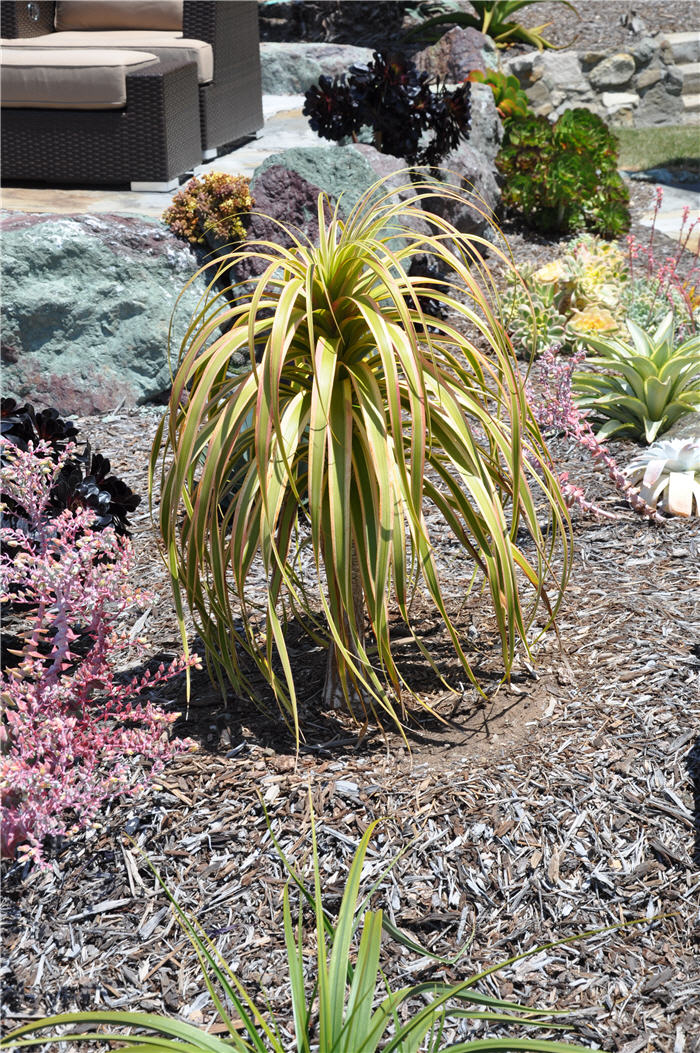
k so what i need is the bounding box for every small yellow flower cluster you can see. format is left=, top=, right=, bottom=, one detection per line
left=162, top=172, right=254, bottom=246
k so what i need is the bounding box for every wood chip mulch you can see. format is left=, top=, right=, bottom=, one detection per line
left=2, top=184, right=699, bottom=1052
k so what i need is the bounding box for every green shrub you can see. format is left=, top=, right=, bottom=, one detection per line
left=496, top=109, right=630, bottom=238
left=162, top=171, right=253, bottom=246
left=574, top=313, right=700, bottom=443
left=151, top=179, right=571, bottom=743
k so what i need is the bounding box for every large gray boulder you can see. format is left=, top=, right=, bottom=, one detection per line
left=246, top=140, right=499, bottom=261
left=1, top=213, right=208, bottom=415
left=260, top=42, right=374, bottom=93
left=413, top=26, right=495, bottom=81
left=248, top=145, right=429, bottom=261
left=255, top=145, right=378, bottom=217
left=415, top=141, right=501, bottom=241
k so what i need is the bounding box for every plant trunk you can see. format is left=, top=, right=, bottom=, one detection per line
left=323, top=549, right=366, bottom=712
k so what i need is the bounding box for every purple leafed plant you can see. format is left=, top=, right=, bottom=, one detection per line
left=0, top=397, right=141, bottom=537
left=0, top=439, right=198, bottom=866
left=303, top=52, right=471, bottom=166
left=529, top=347, right=665, bottom=525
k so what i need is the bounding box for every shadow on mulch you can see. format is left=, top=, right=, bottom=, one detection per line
left=128, top=607, right=544, bottom=764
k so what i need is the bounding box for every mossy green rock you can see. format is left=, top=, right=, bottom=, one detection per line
left=256, top=145, right=378, bottom=218
left=1, top=213, right=210, bottom=415
left=253, top=145, right=432, bottom=262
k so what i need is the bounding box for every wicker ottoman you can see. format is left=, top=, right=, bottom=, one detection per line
left=1, top=49, right=202, bottom=189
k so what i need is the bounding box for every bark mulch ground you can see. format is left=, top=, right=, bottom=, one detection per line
left=2, top=11, right=700, bottom=1048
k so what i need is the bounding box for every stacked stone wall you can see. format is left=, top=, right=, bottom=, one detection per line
left=504, top=32, right=700, bottom=127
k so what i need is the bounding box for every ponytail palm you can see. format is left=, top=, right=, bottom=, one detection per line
left=151, top=179, right=571, bottom=741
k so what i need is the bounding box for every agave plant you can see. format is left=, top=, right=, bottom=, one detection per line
left=573, top=313, right=700, bottom=443
left=151, top=179, right=571, bottom=743
left=623, top=437, right=700, bottom=516
left=408, top=0, right=579, bottom=50
left=1, top=813, right=611, bottom=1052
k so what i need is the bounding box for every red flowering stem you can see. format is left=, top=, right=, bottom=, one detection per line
left=528, top=347, right=666, bottom=525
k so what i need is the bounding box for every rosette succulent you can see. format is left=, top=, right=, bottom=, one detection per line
left=303, top=52, right=471, bottom=166
left=0, top=399, right=140, bottom=536
left=621, top=276, right=699, bottom=339
left=0, top=398, right=78, bottom=453
left=567, top=306, right=619, bottom=340
left=502, top=276, right=571, bottom=359
left=623, top=437, right=700, bottom=516
left=496, top=109, right=630, bottom=238
left=573, top=313, right=700, bottom=443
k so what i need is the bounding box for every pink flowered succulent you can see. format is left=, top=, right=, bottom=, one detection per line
left=626, top=187, right=699, bottom=332
left=529, top=347, right=665, bottom=525
left=0, top=439, right=198, bottom=866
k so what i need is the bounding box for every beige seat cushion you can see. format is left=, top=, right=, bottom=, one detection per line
left=55, top=1, right=183, bottom=32
left=1, top=47, right=158, bottom=108
left=1, top=30, right=213, bottom=83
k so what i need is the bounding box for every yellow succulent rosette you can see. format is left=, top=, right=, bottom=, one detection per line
left=533, top=258, right=568, bottom=285
left=568, top=306, right=620, bottom=338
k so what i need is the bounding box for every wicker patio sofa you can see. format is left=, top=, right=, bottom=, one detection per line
left=0, top=0, right=264, bottom=187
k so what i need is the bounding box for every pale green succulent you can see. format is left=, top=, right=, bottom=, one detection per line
left=502, top=277, right=571, bottom=358
left=569, top=233, right=628, bottom=311
left=574, top=313, right=700, bottom=443
left=620, top=276, right=699, bottom=340
left=624, top=436, right=700, bottom=516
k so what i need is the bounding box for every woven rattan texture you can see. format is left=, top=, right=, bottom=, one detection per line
left=1, top=54, right=201, bottom=185
left=0, top=0, right=54, bottom=38
left=184, top=0, right=263, bottom=150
